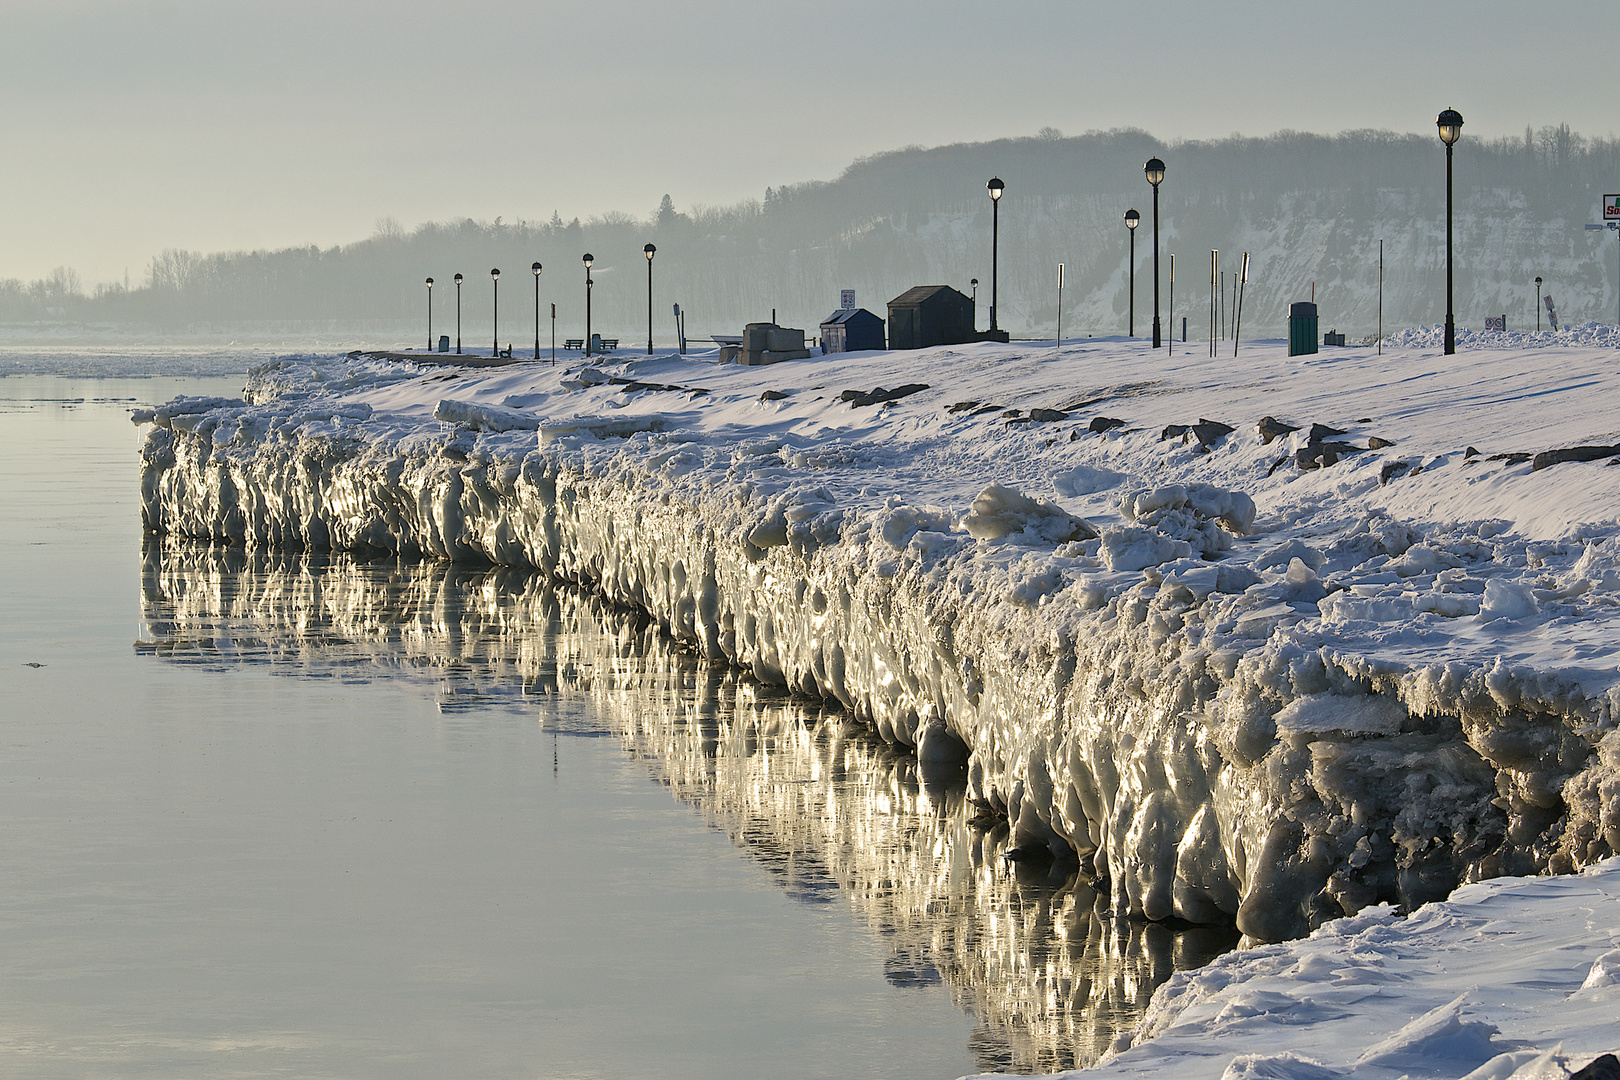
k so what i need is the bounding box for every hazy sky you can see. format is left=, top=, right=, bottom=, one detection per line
left=3, top=0, right=1614, bottom=285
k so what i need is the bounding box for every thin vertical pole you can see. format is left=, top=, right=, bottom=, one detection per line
left=585, top=268, right=593, bottom=357
left=1128, top=227, right=1135, bottom=336
left=534, top=273, right=541, bottom=359
left=1378, top=239, right=1384, bottom=354
left=1219, top=270, right=1224, bottom=340
left=1209, top=250, right=1217, bottom=358
left=1151, top=182, right=1162, bottom=348
left=990, top=199, right=1000, bottom=332
left=550, top=303, right=556, bottom=365
left=455, top=281, right=462, bottom=354
left=1444, top=141, right=1456, bottom=355
left=1168, top=253, right=1175, bottom=357
left=1055, top=262, right=1064, bottom=358
left=647, top=257, right=655, bottom=355
left=492, top=275, right=498, bottom=357
left=427, top=283, right=433, bottom=352
left=1233, top=253, right=1250, bottom=357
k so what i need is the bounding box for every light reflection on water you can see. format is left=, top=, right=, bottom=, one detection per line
left=140, top=546, right=1238, bottom=1074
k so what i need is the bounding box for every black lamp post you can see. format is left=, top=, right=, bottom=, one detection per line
left=970, top=277, right=979, bottom=328
left=987, top=178, right=1004, bottom=332
left=425, top=277, right=434, bottom=351
left=490, top=268, right=500, bottom=356
left=1145, top=157, right=1166, bottom=348
left=1124, top=209, right=1139, bottom=336
left=453, top=273, right=463, bottom=354
left=532, top=262, right=542, bottom=359
left=644, top=243, right=656, bottom=354
left=1535, top=275, right=1543, bottom=332
left=583, top=253, right=595, bottom=357
left=1437, top=109, right=1463, bottom=355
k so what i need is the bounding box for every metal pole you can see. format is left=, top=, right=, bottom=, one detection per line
left=1168, top=253, right=1175, bottom=357
left=1151, top=181, right=1162, bottom=348
left=492, top=271, right=499, bottom=357
left=1128, top=226, right=1135, bottom=336
left=1055, top=262, right=1063, bottom=357
left=455, top=276, right=462, bottom=354
left=1535, top=278, right=1542, bottom=332
left=585, top=265, right=593, bottom=357
left=1445, top=140, right=1456, bottom=355
left=1378, top=240, right=1384, bottom=354
left=647, top=255, right=654, bottom=355
left=991, top=198, right=1000, bottom=332
left=1233, top=252, right=1250, bottom=357
left=426, top=279, right=433, bottom=351
left=1209, top=250, right=1216, bottom=357
left=533, top=265, right=541, bottom=359
left=551, top=302, right=556, bottom=364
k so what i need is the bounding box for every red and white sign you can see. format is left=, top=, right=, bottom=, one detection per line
left=1485, top=315, right=1506, bottom=332
left=840, top=289, right=856, bottom=309
left=1605, top=194, right=1620, bottom=220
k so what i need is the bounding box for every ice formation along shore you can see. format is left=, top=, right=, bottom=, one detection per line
left=136, top=332, right=1620, bottom=944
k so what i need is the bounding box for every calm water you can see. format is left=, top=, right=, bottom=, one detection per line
left=0, top=375, right=1234, bottom=1079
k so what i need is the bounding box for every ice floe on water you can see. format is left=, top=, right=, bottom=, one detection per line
left=134, top=332, right=1620, bottom=1071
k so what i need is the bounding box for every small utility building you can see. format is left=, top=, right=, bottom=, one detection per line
left=819, top=307, right=885, bottom=353
left=886, top=286, right=978, bottom=349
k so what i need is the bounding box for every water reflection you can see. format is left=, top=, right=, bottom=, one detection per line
left=138, top=544, right=1236, bottom=1074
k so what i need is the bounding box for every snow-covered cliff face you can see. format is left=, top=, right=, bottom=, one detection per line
left=137, top=341, right=1620, bottom=942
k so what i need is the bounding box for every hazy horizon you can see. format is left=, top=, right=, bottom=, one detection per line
left=4, top=0, right=1616, bottom=288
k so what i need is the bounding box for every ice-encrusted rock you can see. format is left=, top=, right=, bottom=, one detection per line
left=136, top=362, right=1620, bottom=944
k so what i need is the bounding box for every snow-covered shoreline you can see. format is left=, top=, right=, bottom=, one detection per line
left=136, top=331, right=1620, bottom=950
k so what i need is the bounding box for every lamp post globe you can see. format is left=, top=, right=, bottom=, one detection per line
left=986, top=177, right=1004, bottom=333
left=1437, top=109, right=1463, bottom=354
left=425, top=277, right=434, bottom=352
left=1144, top=157, right=1166, bottom=348
left=532, top=262, right=543, bottom=359
left=1124, top=209, right=1140, bottom=337
left=644, top=243, right=657, bottom=355
left=453, top=272, right=464, bottom=354
left=583, top=254, right=595, bottom=356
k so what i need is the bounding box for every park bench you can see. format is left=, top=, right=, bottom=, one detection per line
left=564, top=338, right=585, bottom=350
left=562, top=337, right=619, bottom=352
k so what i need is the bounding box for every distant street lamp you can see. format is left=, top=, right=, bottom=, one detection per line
left=970, top=277, right=979, bottom=328
left=1145, top=156, right=1166, bottom=348
left=490, top=268, right=501, bottom=357
left=454, top=272, right=464, bottom=354
left=1437, top=109, right=1464, bottom=355
left=1535, top=275, right=1543, bottom=333
left=987, top=177, right=1004, bottom=332
left=532, top=262, right=543, bottom=359
left=425, top=277, right=434, bottom=352
left=1124, top=209, right=1140, bottom=336
left=583, top=253, right=595, bottom=357
left=644, top=243, right=657, bottom=355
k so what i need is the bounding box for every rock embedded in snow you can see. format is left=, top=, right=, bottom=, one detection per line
left=1532, top=444, right=1620, bottom=471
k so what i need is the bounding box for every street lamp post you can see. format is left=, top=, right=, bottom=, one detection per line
left=425, top=277, right=434, bottom=351
left=1437, top=109, right=1463, bottom=355
left=1145, top=157, right=1166, bottom=348
left=644, top=243, right=656, bottom=354
left=987, top=178, right=1004, bottom=332
left=532, top=263, right=542, bottom=359
left=1535, top=276, right=1543, bottom=333
left=1124, top=209, right=1139, bottom=336
left=583, top=254, right=595, bottom=357
left=490, top=268, right=500, bottom=357
left=454, top=273, right=463, bottom=354
left=970, top=278, right=979, bottom=329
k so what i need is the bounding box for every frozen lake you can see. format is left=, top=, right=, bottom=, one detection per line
left=0, top=373, right=1233, bottom=1078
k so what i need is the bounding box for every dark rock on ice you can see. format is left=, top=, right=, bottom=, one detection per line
left=1089, top=416, right=1125, bottom=433
left=1486, top=451, right=1532, bottom=466
left=1297, top=442, right=1365, bottom=470
left=1257, top=416, right=1299, bottom=444
left=1307, top=423, right=1347, bottom=443
left=1465, top=446, right=1481, bottom=458
left=947, top=400, right=980, bottom=413
left=1027, top=408, right=1068, bottom=423
left=759, top=389, right=788, bottom=402
left=1192, top=418, right=1235, bottom=448
left=1381, top=460, right=1415, bottom=484
left=838, top=383, right=929, bottom=408
left=1161, top=423, right=1191, bottom=441
left=970, top=403, right=1003, bottom=416
left=1571, top=1054, right=1620, bottom=1080
left=1368, top=436, right=1396, bottom=449
left=1532, top=444, right=1620, bottom=471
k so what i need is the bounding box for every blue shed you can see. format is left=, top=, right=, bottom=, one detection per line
left=819, top=307, right=886, bottom=353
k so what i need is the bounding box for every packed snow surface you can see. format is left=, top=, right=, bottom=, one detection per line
left=972, top=856, right=1620, bottom=1080
left=138, top=334, right=1620, bottom=955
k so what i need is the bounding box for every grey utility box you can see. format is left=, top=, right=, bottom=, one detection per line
left=1323, top=329, right=1345, bottom=346
left=739, top=322, right=811, bottom=366
left=438, top=335, right=450, bottom=353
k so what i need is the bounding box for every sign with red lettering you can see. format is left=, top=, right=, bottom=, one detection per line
left=1605, top=194, right=1620, bottom=220
left=1485, top=315, right=1505, bottom=332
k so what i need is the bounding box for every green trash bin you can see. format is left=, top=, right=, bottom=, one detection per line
left=1289, top=302, right=1319, bottom=357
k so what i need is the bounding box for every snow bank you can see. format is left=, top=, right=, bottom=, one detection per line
left=136, top=337, right=1620, bottom=945
left=986, top=857, right=1620, bottom=1080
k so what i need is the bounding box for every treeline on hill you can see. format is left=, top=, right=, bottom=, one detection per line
left=6, top=124, right=1618, bottom=341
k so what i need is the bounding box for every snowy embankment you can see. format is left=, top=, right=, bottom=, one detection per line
left=137, top=330, right=1620, bottom=949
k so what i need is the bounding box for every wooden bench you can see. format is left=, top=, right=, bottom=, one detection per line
left=563, top=338, right=619, bottom=351
left=598, top=338, right=619, bottom=352
left=564, top=338, right=585, bottom=350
